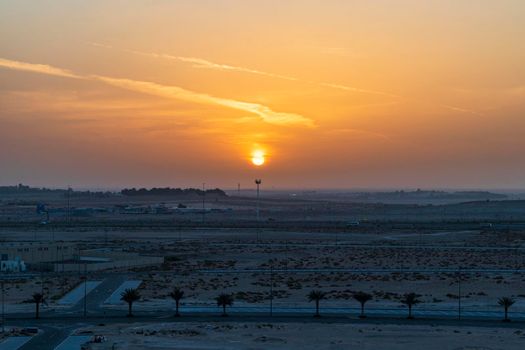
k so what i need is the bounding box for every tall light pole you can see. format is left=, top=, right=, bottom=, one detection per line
left=202, top=183, right=206, bottom=223
left=67, top=186, right=71, bottom=226
left=1, top=280, right=4, bottom=333
left=269, top=266, right=273, bottom=316
left=457, top=270, right=462, bottom=320
left=255, top=179, right=261, bottom=240
left=83, top=263, right=87, bottom=317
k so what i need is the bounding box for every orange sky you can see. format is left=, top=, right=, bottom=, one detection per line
left=1, top=1, right=525, bottom=189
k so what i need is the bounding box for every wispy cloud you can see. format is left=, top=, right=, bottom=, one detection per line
left=92, top=44, right=399, bottom=98
left=319, top=82, right=401, bottom=98
left=108, top=46, right=485, bottom=116
left=0, top=58, right=82, bottom=79
left=0, top=57, right=314, bottom=127
left=440, top=104, right=484, bottom=116
left=129, top=49, right=300, bottom=82
left=94, top=76, right=314, bottom=127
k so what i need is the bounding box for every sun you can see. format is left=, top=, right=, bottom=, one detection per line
left=251, top=150, right=265, bottom=166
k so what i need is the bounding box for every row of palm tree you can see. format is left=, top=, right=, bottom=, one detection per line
left=308, top=291, right=518, bottom=321
left=308, top=290, right=421, bottom=319
left=30, top=288, right=518, bottom=322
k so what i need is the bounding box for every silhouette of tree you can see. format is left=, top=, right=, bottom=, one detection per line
left=308, top=290, right=326, bottom=317
left=216, top=293, right=234, bottom=316
left=498, top=297, right=515, bottom=322
left=32, top=293, right=45, bottom=319
left=170, top=287, right=185, bottom=317
left=401, top=293, right=421, bottom=319
left=120, top=288, right=141, bottom=317
left=353, top=292, right=373, bottom=319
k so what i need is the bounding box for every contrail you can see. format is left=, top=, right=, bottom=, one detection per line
left=0, top=58, right=82, bottom=79
left=92, top=43, right=398, bottom=97
left=0, top=57, right=315, bottom=127
left=108, top=45, right=482, bottom=116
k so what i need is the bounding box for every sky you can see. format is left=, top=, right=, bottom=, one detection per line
left=1, top=0, right=525, bottom=190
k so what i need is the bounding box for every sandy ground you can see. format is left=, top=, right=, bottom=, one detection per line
left=79, top=321, right=525, bottom=350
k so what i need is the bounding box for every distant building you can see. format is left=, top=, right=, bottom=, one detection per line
left=0, top=241, right=76, bottom=264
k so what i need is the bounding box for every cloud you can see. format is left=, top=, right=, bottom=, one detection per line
left=94, top=76, right=315, bottom=127
left=0, top=58, right=82, bottom=79
left=319, top=82, right=401, bottom=98
left=114, top=47, right=488, bottom=116
left=0, top=57, right=314, bottom=127
left=440, top=104, right=484, bottom=116
left=135, top=51, right=300, bottom=82
left=97, top=45, right=399, bottom=98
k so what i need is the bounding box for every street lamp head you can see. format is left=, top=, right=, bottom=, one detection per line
left=255, top=179, right=262, bottom=185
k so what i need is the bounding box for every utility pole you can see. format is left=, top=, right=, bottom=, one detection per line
left=1, top=281, right=5, bottom=333
left=255, top=179, right=261, bottom=241
left=202, top=183, right=206, bottom=223
left=457, top=270, right=461, bottom=320
left=237, top=183, right=240, bottom=196
left=83, top=263, right=87, bottom=317
left=67, top=186, right=71, bottom=226
left=270, top=266, right=273, bottom=316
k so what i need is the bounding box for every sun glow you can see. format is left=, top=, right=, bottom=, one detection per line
left=251, top=150, right=265, bottom=166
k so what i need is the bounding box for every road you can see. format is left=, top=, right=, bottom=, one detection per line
left=210, top=242, right=525, bottom=251
left=7, top=309, right=525, bottom=350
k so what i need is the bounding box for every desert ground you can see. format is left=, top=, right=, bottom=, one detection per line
left=1, top=189, right=525, bottom=349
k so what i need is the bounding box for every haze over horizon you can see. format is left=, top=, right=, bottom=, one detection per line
left=1, top=1, right=525, bottom=190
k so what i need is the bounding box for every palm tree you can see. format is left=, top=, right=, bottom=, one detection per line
left=169, top=287, right=184, bottom=317
left=401, top=292, right=421, bottom=319
left=308, top=290, right=326, bottom=317
left=498, top=297, right=515, bottom=322
left=353, top=292, right=373, bottom=319
left=216, top=293, right=234, bottom=316
left=32, top=293, right=45, bottom=319
left=120, top=288, right=141, bottom=317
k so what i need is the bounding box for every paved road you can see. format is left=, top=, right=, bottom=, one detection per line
left=197, top=267, right=525, bottom=274
left=10, top=308, right=525, bottom=350
left=104, top=280, right=142, bottom=305
left=0, top=336, right=32, bottom=350
left=68, top=275, right=129, bottom=315
left=9, top=304, right=525, bottom=323
left=54, top=335, right=91, bottom=350
left=58, top=281, right=102, bottom=305
left=210, top=242, right=525, bottom=251
left=18, top=325, right=76, bottom=350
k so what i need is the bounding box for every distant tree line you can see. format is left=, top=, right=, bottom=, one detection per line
left=120, top=187, right=227, bottom=197
left=353, top=190, right=506, bottom=200
left=0, top=184, right=112, bottom=198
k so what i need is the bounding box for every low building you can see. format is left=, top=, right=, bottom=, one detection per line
left=0, top=241, right=76, bottom=264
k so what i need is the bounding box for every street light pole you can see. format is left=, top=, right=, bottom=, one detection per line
left=255, top=179, right=261, bottom=241
left=83, top=263, right=87, bottom=317
left=457, top=270, right=461, bottom=320
left=270, top=266, right=273, bottom=316
left=202, top=182, right=206, bottom=223
left=1, top=281, right=5, bottom=333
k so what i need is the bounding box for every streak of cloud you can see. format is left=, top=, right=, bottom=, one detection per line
left=0, top=58, right=82, bottom=79
left=92, top=44, right=400, bottom=98
left=111, top=46, right=484, bottom=116
left=147, top=52, right=300, bottom=82
left=93, top=76, right=315, bottom=127
left=319, top=82, right=401, bottom=98
left=440, top=104, right=484, bottom=116
left=0, top=57, right=314, bottom=127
